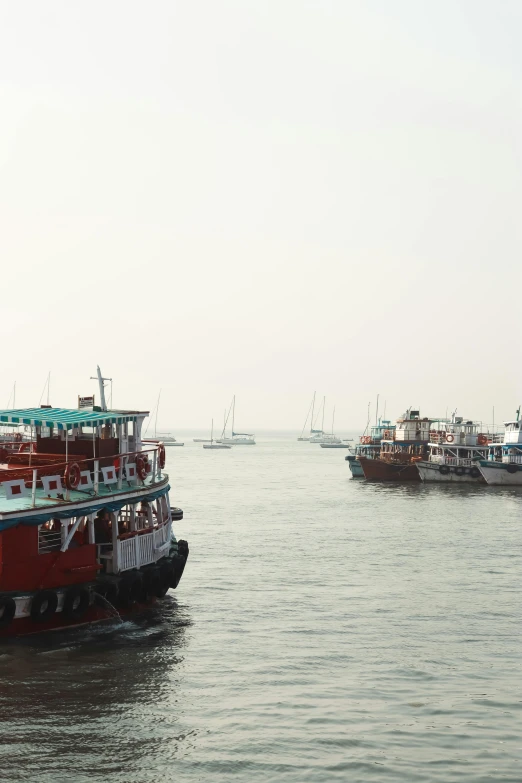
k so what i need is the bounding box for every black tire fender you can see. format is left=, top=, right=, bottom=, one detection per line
left=118, top=571, right=143, bottom=607
left=62, top=586, right=90, bottom=621
left=31, top=590, right=58, bottom=623
left=0, top=596, right=16, bottom=627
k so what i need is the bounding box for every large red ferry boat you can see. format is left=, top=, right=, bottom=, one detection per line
left=0, top=370, right=188, bottom=637
left=359, top=410, right=432, bottom=481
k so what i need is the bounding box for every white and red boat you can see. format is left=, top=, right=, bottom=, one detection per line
left=0, top=373, right=188, bottom=637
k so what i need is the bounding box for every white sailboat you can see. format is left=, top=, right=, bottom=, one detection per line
left=298, top=391, right=317, bottom=441
left=310, top=399, right=342, bottom=444
left=216, top=396, right=256, bottom=445
left=203, top=419, right=232, bottom=450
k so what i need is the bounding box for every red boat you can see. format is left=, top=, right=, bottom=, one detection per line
left=0, top=368, right=188, bottom=637
left=359, top=409, right=432, bottom=482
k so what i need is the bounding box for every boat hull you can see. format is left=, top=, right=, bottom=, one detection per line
left=346, top=457, right=364, bottom=477
left=478, top=462, right=522, bottom=485
left=0, top=549, right=189, bottom=638
left=359, top=456, right=421, bottom=482
left=416, top=461, right=485, bottom=483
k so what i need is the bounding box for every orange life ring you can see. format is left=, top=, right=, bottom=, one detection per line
left=64, top=462, right=81, bottom=490
left=158, top=443, right=166, bottom=469
left=136, top=455, right=147, bottom=480
left=477, top=434, right=488, bottom=446
left=446, top=434, right=455, bottom=443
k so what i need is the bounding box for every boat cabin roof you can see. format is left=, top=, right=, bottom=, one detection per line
left=0, top=407, right=148, bottom=430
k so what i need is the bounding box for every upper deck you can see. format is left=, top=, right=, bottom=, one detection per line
left=0, top=406, right=168, bottom=529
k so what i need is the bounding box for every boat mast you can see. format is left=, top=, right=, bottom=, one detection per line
left=321, top=397, right=325, bottom=433
left=310, top=391, right=316, bottom=435
left=211, top=418, right=214, bottom=445
left=375, top=394, right=379, bottom=425
left=90, top=366, right=112, bottom=412
left=331, top=406, right=335, bottom=435
left=232, top=395, right=235, bottom=437
left=154, top=390, right=161, bottom=439
left=299, top=395, right=313, bottom=438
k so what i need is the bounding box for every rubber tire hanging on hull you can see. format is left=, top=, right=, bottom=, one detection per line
left=439, top=465, right=450, bottom=475
left=455, top=466, right=465, bottom=477
left=117, top=571, right=143, bottom=607
left=507, top=464, right=518, bottom=474
left=62, top=586, right=90, bottom=621
left=142, top=567, right=163, bottom=600
left=470, top=466, right=481, bottom=478
left=0, top=596, right=16, bottom=627
left=31, top=590, right=58, bottom=623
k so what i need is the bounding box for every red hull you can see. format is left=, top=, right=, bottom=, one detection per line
left=359, top=456, right=421, bottom=482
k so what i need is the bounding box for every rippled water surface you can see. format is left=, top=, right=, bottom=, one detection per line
left=1, top=436, right=520, bottom=782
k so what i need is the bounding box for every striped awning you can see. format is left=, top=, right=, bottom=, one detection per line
left=0, top=408, right=148, bottom=430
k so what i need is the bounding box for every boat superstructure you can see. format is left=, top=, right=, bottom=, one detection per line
left=479, top=415, right=522, bottom=485
left=0, top=379, right=188, bottom=636
left=359, top=410, right=432, bottom=481
left=416, top=415, right=490, bottom=483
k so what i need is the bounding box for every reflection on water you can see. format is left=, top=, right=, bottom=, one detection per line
left=0, top=437, right=520, bottom=783
left=0, top=598, right=192, bottom=782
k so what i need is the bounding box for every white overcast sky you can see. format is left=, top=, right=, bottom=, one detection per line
left=0, top=1, right=520, bottom=431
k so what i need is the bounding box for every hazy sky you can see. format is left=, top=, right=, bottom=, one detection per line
left=1, top=1, right=520, bottom=431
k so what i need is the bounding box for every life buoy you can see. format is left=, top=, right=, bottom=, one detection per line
left=158, top=443, right=166, bottom=469
left=64, top=462, right=81, bottom=490
left=0, top=596, right=16, bottom=627
left=18, top=442, right=31, bottom=453
left=446, top=434, right=455, bottom=443
left=62, top=586, right=90, bottom=620
left=136, top=455, right=147, bottom=480
left=117, top=571, right=143, bottom=607
left=477, top=434, right=488, bottom=446
left=31, top=590, right=58, bottom=623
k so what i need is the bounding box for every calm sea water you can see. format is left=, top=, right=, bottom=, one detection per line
left=0, top=436, right=520, bottom=782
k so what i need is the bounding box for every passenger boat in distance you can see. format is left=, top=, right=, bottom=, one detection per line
left=479, top=413, right=522, bottom=485
left=416, top=415, right=491, bottom=483
left=0, top=370, right=188, bottom=637
left=359, top=410, right=431, bottom=481
left=346, top=419, right=396, bottom=477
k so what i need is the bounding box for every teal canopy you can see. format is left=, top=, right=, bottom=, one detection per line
left=0, top=407, right=147, bottom=430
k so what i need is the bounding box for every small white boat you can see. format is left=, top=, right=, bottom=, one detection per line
left=193, top=439, right=212, bottom=443
left=203, top=419, right=232, bottom=450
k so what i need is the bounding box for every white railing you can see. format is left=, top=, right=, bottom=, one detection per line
left=502, top=455, right=522, bottom=464
left=431, top=456, right=477, bottom=467
left=115, top=520, right=172, bottom=573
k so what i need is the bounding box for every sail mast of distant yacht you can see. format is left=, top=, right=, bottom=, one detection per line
left=298, top=392, right=315, bottom=441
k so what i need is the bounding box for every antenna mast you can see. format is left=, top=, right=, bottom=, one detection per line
left=90, top=366, right=112, bottom=412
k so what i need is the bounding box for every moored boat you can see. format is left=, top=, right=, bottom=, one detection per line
left=359, top=410, right=431, bottom=481
left=347, top=419, right=396, bottom=477
left=479, top=415, right=522, bottom=485
left=0, top=373, right=188, bottom=637
left=416, top=416, right=491, bottom=483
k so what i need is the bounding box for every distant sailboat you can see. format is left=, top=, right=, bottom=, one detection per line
left=216, top=396, right=256, bottom=445
left=298, top=392, right=316, bottom=441
left=203, top=419, right=231, bottom=450
left=148, top=390, right=184, bottom=446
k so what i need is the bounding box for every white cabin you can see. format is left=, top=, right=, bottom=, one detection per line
left=394, top=410, right=432, bottom=442
left=502, top=421, right=522, bottom=445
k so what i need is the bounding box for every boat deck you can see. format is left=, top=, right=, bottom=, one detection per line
left=0, top=472, right=168, bottom=518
